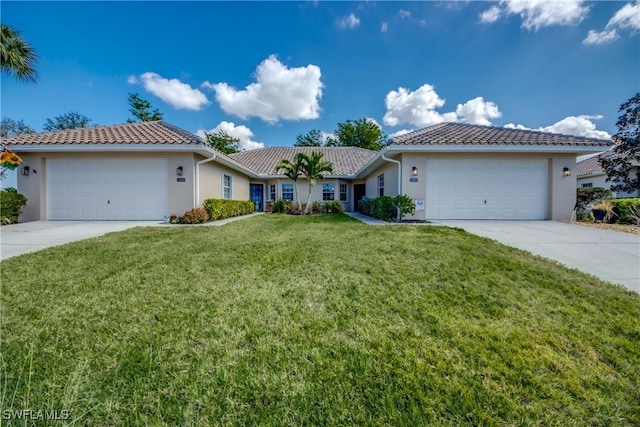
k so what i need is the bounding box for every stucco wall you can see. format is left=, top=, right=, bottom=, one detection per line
left=261, top=178, right=347, bottom=208
left=364, top=162, right=399, bottom=199
left=196, top=155, right=250, bottom=207
left=16, top=151, right=195, bottom=222
left=577, top=171, right=640, bottom=198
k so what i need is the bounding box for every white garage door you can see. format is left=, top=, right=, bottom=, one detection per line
left=426, top=158, right=548, bottom=220
left=47, top=158, right=168, bottom=220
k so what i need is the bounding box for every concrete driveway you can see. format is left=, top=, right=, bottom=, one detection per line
left=0, top=221, right=160, bottom=261
left=436, top=221, right=640, bottom=293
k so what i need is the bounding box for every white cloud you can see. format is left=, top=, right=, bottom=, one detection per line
left=383, top=84, right=501, bottom=127
left=505, top=115, right=611, bottom=139
left=479, top=5, right=502, bottom=23
left=583, top=29, right=619, bottom=45
left=197, top=121, right=264, bottom=151
left=203, top=55, right=323, bottom=123
left=381, top=22, right=388, bottom=32
left=480, top=0, right=589, bottom=31
left=583, top=0, right=639, bottom=45
left=455, top=97, right=502, bottom=126
left=132, top=72, right=209, bottom=111
left=390, top=129, right=414, bottom=138
left=398, top=9, right=411, bottom=18
left=338, top=13, right=360, bottom=29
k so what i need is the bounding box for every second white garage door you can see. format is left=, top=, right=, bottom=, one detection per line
left=47, top=158, right=168, bottom=220
left=425, top=158, right=548, bottom=220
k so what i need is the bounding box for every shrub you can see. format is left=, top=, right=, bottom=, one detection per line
left=359, top=195, right=415, bottom=221
left=610, top=198, right=640, bottom=224
left=311, top=201, right=323, bottom=214
left=576, top=187, right=613, bottom=213
left=323, top=201, right=344, bottom=213
left=202, top=199, right=255, bottom=220
left=271, top=199, right=293, bottom=214
left=0, top=187, right=27, bottom=223
left=180, top=208, right=209, bottom=224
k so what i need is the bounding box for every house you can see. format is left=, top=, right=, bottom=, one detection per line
left=577, top=151, right=640, bottom=198
left=3, top=121, right=610, bottom=222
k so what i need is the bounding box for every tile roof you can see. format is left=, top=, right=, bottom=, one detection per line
left=229, top=146, right=378, bottom=176
left=577, top=151, right=613, bottom=176
left=389, top=122, right=612, bottom=148
left=2, top=120, right=205, bottom=146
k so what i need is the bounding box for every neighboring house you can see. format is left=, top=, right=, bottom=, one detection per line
left=3, top=121, right=610, bottom=222
left=576, top=151, right=640, bottom=198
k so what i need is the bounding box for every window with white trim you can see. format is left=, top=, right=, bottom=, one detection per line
left=378, top=174, right=384, bottom=197
left=339, top=183, right=348, bottom=202
left=322, top=183, right=335, bottom=201
left=269, top=184, right=276, bottom=201
left=581, top=183, right=593, bottom=188
left=282, top=183, right=294, bottom=201
left=223, top=174, right=232, bottom=199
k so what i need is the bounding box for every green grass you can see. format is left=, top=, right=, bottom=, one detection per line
left=1, top=214, right=639, bottom=425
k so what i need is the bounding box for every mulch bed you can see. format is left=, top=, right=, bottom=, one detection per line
left=572, top=221, right=640, bottom=235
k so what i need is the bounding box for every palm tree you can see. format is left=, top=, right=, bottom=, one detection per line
left=298, top=151, right=334, bottom=214
left=0, top=24, right=38, bottom=84
left=276, top=155, right=304, bottom=211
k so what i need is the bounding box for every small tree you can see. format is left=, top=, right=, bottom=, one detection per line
left=43, top=112, right=93, bottom=131
left=294, top=129, right=324, bottom=147
left=0, top=118, right=34, bottom=137
left=327, top=118, right=386, bottom=151
left=0, top=24, right=38, bottom=84
left=204, top=130, right=240, bottom=154
left=127, top=93, right=163, bottom=122
left=276, top=156, right=304, bottom=211
left=600, top=93, right=640, bottom=194
left=298, top=151, right=333, bottom=214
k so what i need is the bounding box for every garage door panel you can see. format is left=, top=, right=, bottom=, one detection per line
left=47, top=158, right=168, bottom=220
left=426, top=158, right=548, bottom=220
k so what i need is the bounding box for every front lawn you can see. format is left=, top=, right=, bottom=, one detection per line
left=1, top=214, right=639, bottom=425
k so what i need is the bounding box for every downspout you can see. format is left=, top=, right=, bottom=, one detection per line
left=194, top=153, right=217, bottom=208
left=381, top=151, right=402, bottom=195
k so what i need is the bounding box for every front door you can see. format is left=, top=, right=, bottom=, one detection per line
left=353, top=184, right=366, bottom=212
left=250, top=183, right=263, bottom=212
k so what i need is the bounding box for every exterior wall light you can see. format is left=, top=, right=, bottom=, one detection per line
left=412, top=166, right=418, bottom=176
left=176, top=166, right=183, bottom=176
left=563, top=167, right=571, bottom=177
left=21, top=166, right=30, bottom=176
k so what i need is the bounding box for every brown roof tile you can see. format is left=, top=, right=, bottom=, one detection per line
left=2, top=120, right=205, bottom=146
left=390, top=122, right=612, bottom=148
left=229, top=146, right=378, bottom=176
left=577, top=151, right=613, bottom=176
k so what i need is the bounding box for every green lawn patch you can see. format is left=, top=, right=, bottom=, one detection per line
left=1, top=214, right=639, bottom=425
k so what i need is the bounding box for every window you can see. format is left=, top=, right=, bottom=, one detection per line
left=581, top=183, right=593, bottom=188
left=378, top=174, right=384, bottom=197
left=223, top=174, right=232, bottom=199
left=282, top=183, right=294, bottom=201
left=322, top=183, right=335, bottom=201
left=339, top=183, right=348, bottom=202
left=269, top=184, right=276, bottom=201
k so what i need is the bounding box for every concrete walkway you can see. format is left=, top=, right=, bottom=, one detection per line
left=343, top=212, right=392, bottom=225
left=436, top=220, right=640, bottom=293
left=0, top=213, right=263, bottom=261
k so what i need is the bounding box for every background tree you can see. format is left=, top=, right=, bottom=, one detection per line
left=600, top=93, right=640, bottom=194
left=127, top=93, right=163, bottom=122
left=43, top=112, right=93, bottom=131
left=298, top=151, right=333, bottom=214
left=276, top=156, right=303, bottom=210
left=204, top=130, right=240, bottom=154
left=0, top=118, right=34, bottom=137
left=327, top=118, right=386, bottom=151
left=294, top=129, right=324, bottom=147
left=0, top=24, right=38, bottom=84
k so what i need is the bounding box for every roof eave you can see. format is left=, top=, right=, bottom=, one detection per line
left=386, top=144, right=610, bottom=153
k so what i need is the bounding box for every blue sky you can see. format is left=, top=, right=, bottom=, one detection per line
left=2, top=0, right=639, bottom=160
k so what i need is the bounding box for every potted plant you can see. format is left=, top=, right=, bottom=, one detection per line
left=591, top=199, right=614, bottom=223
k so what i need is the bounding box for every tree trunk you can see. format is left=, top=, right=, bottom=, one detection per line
left=305, top=179, right=315, bottom=214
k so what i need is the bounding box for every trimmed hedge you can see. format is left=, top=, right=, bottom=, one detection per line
left=202, top=199, right=255, bottom=221
left=610, top=198, right=640, bottom=224
left=359, top=195, right=415, bottom=222
left=0, top=187, right=27, bottom=223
